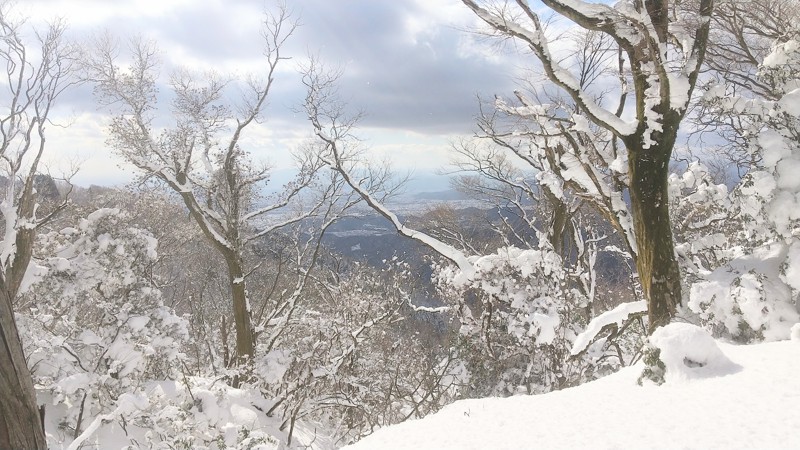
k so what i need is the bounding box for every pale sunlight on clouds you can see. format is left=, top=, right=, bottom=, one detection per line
left=19, top=0, right=529, bottom=189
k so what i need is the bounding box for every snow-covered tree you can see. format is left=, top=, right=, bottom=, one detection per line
left=459, top=0, right=714, bottom=332
left=306, top=0, right=716, bottom=401
left=254, top=259, right=456, bottom=446
left=684, top=25, right=800, bottom=341
left=50, top=181, right=437, bottom=447
left=0, top=5, right=78, bottom=447
left=82, top=6, right=355, bottom=377
left=84, top=25, right=280, bottom=367
left=689, top=0, right=797, bottom=175
left=436, top=241, right=641, bottom=397
left=17, top=208, right=189, bottom=447
left=305, top=60, right=642, bottom=401
left=16, top=205, right=334, bottom=449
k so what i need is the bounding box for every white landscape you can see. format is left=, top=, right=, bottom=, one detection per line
left=2, top=0, right=800, bottom=449
left=347, top=324, right=800, bottom=450
left=38, top=324, right=800, bottom=450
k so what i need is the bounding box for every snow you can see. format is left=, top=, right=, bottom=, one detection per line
left=762, top=39, right=798, bottom=68
left=536, top=170, right=564, bottom=199
left=776, top=158, right=800, bottom=191
left=407, top=299, right=450, bottom=313
left=648, top=323, right=739, bottom=383
left=571, top=113, right=591, bottom=133
left=608, top=155, right=628, bottom=174
left=66, top=392, right=150, bottom=450
left=779, top=88, right=800, bottom=116
left=784, top=243, right=800, bottom=292
left=84, top=208, right=119, bottom=226
left=559, top=153, right=601, bottom=196
left=127, top=315, right=151, bottom=332
left=667, top=73, right=691, bottom=110
left=346, top=325, right=800, bottom=450
left=47, top=377, right=319, bottom=450
left=0, top=198, right=19, bottom=269
left=258, top=349, right=292, bottom=385
left=688, top=240, right=800, bottom=341
left=571, top=300, right=647, bottom=355
left=19, top=261, right=48, bottom=294
left=759, top=129, right=791, bottom=168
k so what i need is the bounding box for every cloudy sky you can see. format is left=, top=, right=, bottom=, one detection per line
left=17, top=0, right=532, bottom=189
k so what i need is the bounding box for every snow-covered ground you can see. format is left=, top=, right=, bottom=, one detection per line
left=346, top=324, right=800, bottom=450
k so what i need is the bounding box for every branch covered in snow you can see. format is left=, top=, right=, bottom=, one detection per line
left=570, top=300, right=647, bottom=356
left=302, top=58, right=476, bottom=277
left=462, top=0, right=637, bottom=137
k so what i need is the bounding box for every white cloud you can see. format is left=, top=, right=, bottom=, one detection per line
left=14, top=0, right=533, bottom=187
left=23, top=0, right=196, bottom=27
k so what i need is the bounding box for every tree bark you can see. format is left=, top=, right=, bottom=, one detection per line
left=626, top=117, right=683, bottom=333
left=175, top=187, right=256, bottom=368
left=544, top=187, right=572, bottom=259
left=225, top=253, right=255, bottom=365
left=0, top=289, right=47, bottom=449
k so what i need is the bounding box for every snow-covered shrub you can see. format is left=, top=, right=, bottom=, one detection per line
left=669, top=161, right=734, bottom=277
left=16, top=208, right=190, bottom=447
left=637, top=344, right=666, bottom=386
left=110, top=378, right=291, bottom=450
left=685, top=35, right=800, bottom=341
left=437, top=245, right=624, bottom=396
left=639, top=323, right=739, bottom=385
left=717, top=37, right=800, bottom=236
left=251, top=260, right=457, bottom=446
left=33, top=376, right=318, bottom=450
left=667, top=162, right=800, bottom=341
left=688, top=241, right=800, bottom=342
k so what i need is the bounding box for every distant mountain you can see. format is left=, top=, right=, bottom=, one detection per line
left=411, top=190, right=469, bottom=201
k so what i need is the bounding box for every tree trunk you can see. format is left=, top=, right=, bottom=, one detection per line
left=627, top=133, right=682, bottom=333
left=544, top=187, right=573, bottom=259
left=176, top=187, right=256, bottom=371
left=0, top=289, right=47, bottom=449
left=225, top=253, right=255, bottom=365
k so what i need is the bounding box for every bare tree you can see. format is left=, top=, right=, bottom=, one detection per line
left=692, top=0, right=799, bottom=175
left=0, top=6, right=78, bottom=448
left=304, top=60, right=475, bottom=275
left=84, top=6, right=328, bottom=370
left=705, top=0, right=797, bottom=100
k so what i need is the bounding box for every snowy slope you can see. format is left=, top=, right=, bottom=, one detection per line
left=346, top=326, right=800, bottom=450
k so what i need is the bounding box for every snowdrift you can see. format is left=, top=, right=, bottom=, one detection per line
left=345, top=324, right=800, bottom=450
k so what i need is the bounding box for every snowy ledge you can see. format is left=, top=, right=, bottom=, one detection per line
left=345, top=324, right=800, bottom=450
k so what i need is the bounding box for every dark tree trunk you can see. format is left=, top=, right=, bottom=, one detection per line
left=177, top=187, right=256, bottom=372
left=0, top=289, right=47, bottom=449
left=626, top=113, right=683, bottom=333
left=544, top=188, right=573, bottom=259
left=226, top=253, right=255, bottom=365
